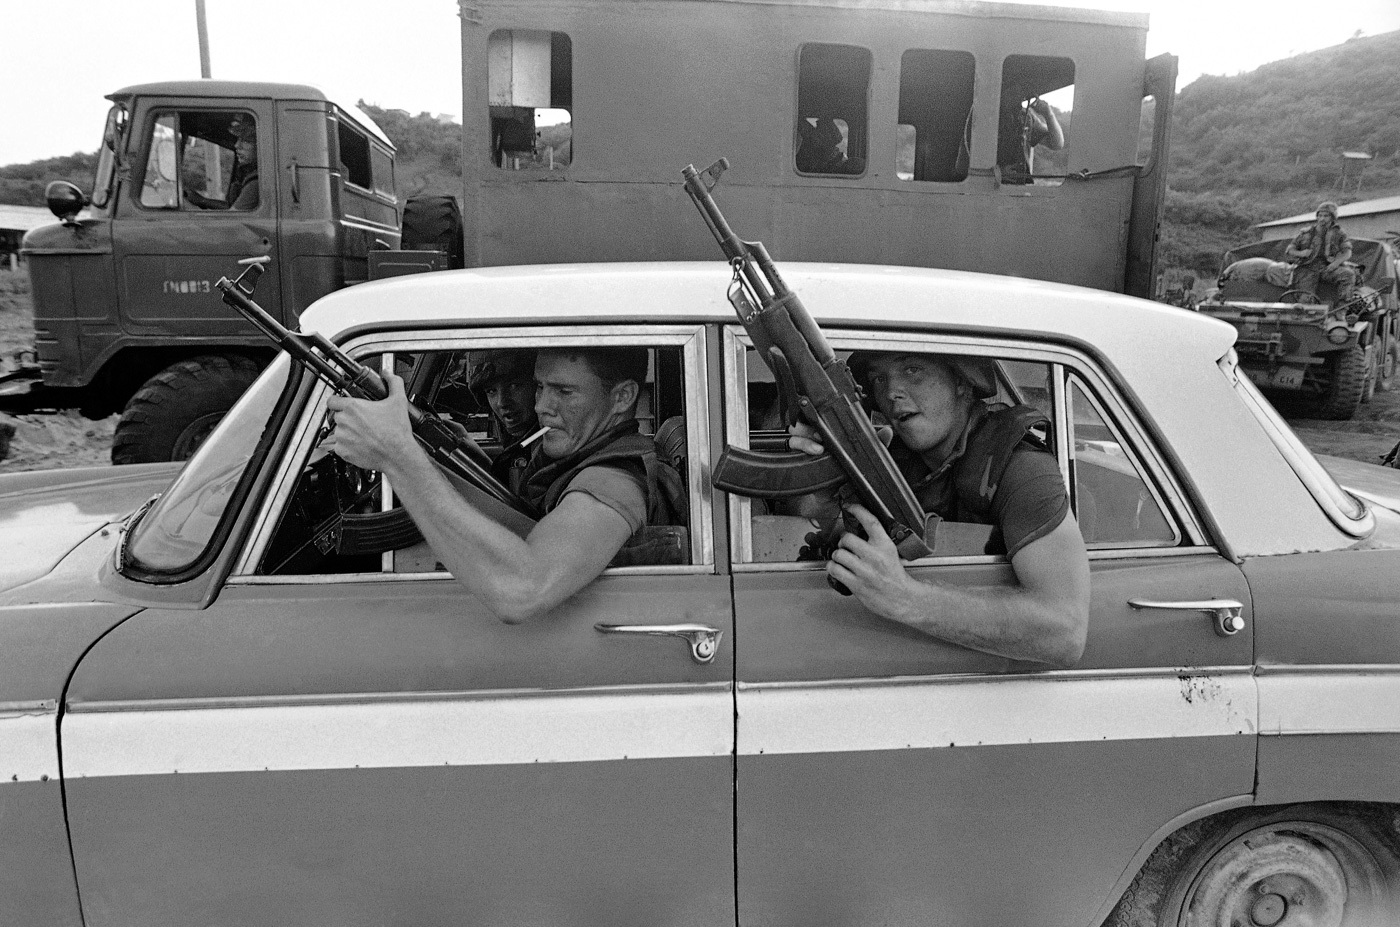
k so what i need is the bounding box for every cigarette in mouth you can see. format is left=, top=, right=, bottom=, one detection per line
left=520, top=426, right=551, bottom=447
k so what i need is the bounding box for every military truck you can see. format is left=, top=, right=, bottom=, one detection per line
left=13, top=81, right=460, bottom=463
left=1197, top=237, right=1399, bottom=419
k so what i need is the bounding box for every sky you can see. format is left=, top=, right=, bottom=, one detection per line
left=2, top=0, right=1398, bottom=166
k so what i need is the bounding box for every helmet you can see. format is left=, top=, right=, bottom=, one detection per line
left=1316, top=201, right=1339, bottom=219
left=465, top=349, right=536, bottom=397
left=846, top=351, right=999, bottom=402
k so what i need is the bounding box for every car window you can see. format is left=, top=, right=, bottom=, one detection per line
left=238, top=328, right=712, bottom=580
left=726, top=330, right=1192, bottom=564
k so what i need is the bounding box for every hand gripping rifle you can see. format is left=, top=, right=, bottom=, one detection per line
left=216, top=257, right=535, bottom=549
left=681, top=160, right=932, bottom=566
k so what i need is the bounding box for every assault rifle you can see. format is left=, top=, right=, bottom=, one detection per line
left=681, top=159, right=932, bottom=565
left=215, top=257, right=536, bottom=544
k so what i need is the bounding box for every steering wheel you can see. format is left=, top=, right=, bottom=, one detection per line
left=1279, top=289, right=1322, bottom=305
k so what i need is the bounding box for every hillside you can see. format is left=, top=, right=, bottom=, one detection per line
left=1161, top=28, right=1400, bottom=276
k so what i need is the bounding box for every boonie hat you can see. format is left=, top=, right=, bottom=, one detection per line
left=1316, top=201, right=1339, bottom=218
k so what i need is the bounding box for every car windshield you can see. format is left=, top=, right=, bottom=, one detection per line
left=124, top=355, right=293, bottom=574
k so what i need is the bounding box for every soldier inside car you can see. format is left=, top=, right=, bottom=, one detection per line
left=325, top=346, right=675, bottom=622
left=788, top=351, right=1090, bottom=667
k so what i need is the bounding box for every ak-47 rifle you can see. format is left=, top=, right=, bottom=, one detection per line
left=216, top=257, right=535, bottom=549
left=681, top=159, right=933, bottom=568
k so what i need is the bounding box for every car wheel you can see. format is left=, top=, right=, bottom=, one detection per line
left=1104, top=805, right=1400, bottom=927
left=112, top=354, right=262, bottom=464
left=1319, top=346, right=1368, bottom=420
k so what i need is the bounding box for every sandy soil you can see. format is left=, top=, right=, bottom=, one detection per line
left=0, top=267, right=1397, bottom=474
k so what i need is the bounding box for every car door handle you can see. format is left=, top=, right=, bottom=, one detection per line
left=1128, top=598, right=1246, bottom=637
left=594, top=622, right=723, bottom=664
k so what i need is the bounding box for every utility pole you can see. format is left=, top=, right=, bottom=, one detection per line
left=196, top=0, right=212, bottom=78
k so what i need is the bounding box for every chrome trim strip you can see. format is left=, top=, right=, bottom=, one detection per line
left=1258, top=667, right=1400, bottom=736
left=63, top=685, right=735, bottom=779
left=737, top=667, right=1257, bottom=755
left=0, top=701, right=59, bottom=783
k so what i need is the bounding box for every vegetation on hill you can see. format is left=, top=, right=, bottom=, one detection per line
left=0, top=152, right=100, bottom=207
left=1160, top=28, right=1400, bottom=278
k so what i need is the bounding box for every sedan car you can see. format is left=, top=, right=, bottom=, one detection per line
left=4, top=261, right=1400, bottom=927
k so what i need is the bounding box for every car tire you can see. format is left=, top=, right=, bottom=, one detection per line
left=112, top=354, right=262, bottom=465
left=1103, top=804, right=1400, bottom=927
left=401, top=195, right=465, bottom=269
left=1318, top=346, right=1368, bottom=420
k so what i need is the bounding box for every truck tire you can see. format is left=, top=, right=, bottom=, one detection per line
left=111, top=354, right=262, bottom=465
left=1102, top=803, right=1400, bottom=927
left=1318, top=346, right=1368, bottom=421
left=401, top=195, right=464, bottom=269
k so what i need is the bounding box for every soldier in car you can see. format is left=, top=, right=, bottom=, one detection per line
left=789, top=351, right=1090, bottom=667
left=462, top=349, right=540, bottom=491
left=326, top=346, right=664, bottom=622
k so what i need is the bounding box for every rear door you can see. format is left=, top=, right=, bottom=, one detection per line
left=59, top=324, right=737, bottom=927
left=726, top=327, right=1255, bottom=927
left=114, top=97, right=280, bottom=340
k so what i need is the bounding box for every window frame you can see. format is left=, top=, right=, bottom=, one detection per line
left=134, top=108, right=261, bottom=213
left=229, top=323, right=716, bottom=583
left=794, top=42, right=873, bottom=178
left=722, top=325, right=1210, bottom=569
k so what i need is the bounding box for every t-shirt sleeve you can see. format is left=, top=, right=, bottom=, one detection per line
left=560, top=464, right=648, bottom=535
left=991, top=447, right=1070, bottom=558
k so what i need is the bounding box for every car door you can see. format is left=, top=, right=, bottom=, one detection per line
left=59, top=324, right=736, bottom=927
left=725, top=328, right=1255, bottom=927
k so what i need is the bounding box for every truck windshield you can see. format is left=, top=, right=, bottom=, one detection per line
left=91, top=104, right=126, bottom=209
left=124, top=355, right=293, bottom=575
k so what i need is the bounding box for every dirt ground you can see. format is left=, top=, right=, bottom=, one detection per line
left=0, top=266, right=1398, bottom=474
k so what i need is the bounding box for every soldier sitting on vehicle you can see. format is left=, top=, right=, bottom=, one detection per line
left=326, top=346, right=680, bottom=621
left=788, top=351, right=1090, bottom=668
left=1285, top=201, right=1357, bottom=303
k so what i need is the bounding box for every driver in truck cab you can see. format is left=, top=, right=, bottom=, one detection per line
left=185, top=117, right=259, bottom=211
left=788, top=350, right=1090, bottom=668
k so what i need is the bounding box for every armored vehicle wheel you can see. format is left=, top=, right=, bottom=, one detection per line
left=1104, top=804, right=1400, bottom=927
left=1318, top=346, right=1368, bottom=420
left=112, top=354, right=262, bottom=464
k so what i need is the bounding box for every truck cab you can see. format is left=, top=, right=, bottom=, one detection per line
left=20, top=81, right=400, bottom=462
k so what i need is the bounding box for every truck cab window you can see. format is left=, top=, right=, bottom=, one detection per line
left=338, top=121, right=373, bottom=189
left=796, top=44, right=870, bottom=176
left=897, top=49, right=975, bottom=183
left=140, top=109, right=260, bottom=211
left=489, top=30, right=573, bottom=171
left=997, top=55, right=1074, bottom=186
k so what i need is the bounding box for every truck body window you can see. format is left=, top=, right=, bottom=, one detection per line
left=489, top=29, right=573, bottom=171
left=139, top=109, right=258, bottom=211
left=997, top=55, right=1074, bottom=186
left=897, top=49, right=975, bottom=183
left=796, top=43, right=870, bottom=176
left=338, top=121, right=373, bottom=189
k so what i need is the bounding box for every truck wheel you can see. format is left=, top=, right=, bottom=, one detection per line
left=112, top=355, right=261, bottom=465
left=401, top=195, right=464, bottom=269
left=1103, top=804, right=1400, bottom=927
left=1318, top=346, right=1368, bottom=420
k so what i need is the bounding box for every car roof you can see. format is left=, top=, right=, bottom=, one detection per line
left=302, top=261, right=1236, bottom=365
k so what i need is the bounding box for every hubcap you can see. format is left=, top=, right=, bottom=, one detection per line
left=1181, top=822, right=1387, bottom=927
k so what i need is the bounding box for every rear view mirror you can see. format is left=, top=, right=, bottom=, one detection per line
left=45, top=180, right=88, bottom=226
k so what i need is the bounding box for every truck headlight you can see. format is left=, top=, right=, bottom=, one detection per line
left=1326, top=324, right=1351, bottom=344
